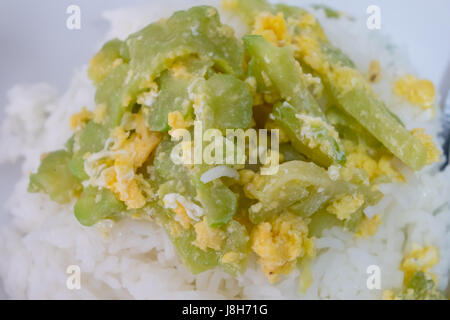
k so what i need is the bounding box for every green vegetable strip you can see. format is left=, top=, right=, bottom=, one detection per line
left=147, top=70, right=192, bottom=132
left=243, top=35, right=345, bottom=167
left=152, top=205, right=248, bottom=275
left=193, top=73, right=253, bottom=131
left=243, top=35, right=323, bottom=117
left=28, top=150, right=82, bottom=204
left=298, top=10, right=427, bottom=170
left=272, top=101, right=346, bottom=167
left=69, top=121, right=110, bottom=181
left=154, top=141, right=237, bottom=227
left=74, top=186, right=125, bottom=226
left=193, top=167, right=238, bottom=227
left=333, top=88, right=427, bottom=170
left=229, top=0, right=428, bottom=170
left=391, top=271, right=446, bottom=300
left=126, top=6, right=244, bottom=85
left=246, top=160, right=382, bottom=224
left=153, top=205, right=221, bottom=274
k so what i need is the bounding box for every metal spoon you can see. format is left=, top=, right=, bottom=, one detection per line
left=441, top=89, right=450, bottom=170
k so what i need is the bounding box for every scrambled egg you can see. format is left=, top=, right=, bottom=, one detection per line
left=326, top=193, right=364, bottom=220
left=171, top=61, right=190, bottom=79
left=221, top=251, right=241, bottom=264
left=167, top=110, right=190, bottom=135
left=287, top=15, right=371, bottom=95
left=193, top=217, right=226, bottom=251
left=410, top=128, right=441, bottom=165
left=70, top=104, right=108, bottom=131
left=238, top=169, right=256, bottom=186
left=69, top=107, right=94, bottom=130
left=394, top=75, right=435, bottom=110
left=251, top=212, right=315, bottom=283
left=383, top=245, right=442, bottom=300
left=295, top=34, right=323, bottom=71
left=328, top=66, right=368, bottom=96
left=172, top=201, right=192, bottom=229
left=163, top=193, right=204, bottom=229
left=300, top=71, right=323, bottom=98
left=252, top=12, right=289, bottom=46
left=357, top=214, right=382, bottom=238
left=400, top=244, right=439, bottom=283
left=295, top=113, right=340, bottom=156
left=343, top=143, right=404, bottom=182
left=137, top=81, right=159, bottom=107
left=90, top=112, right=161, bottom=209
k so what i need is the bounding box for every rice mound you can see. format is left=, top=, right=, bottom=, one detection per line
left=0, top=1, right=449, bottom=299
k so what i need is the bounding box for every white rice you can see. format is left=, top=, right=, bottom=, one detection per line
left=0, top=1, right=449, bottom=299
left=200, top=166, right=239, bottom=183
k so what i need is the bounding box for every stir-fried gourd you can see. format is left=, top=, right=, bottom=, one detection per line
left=74, top=186, right=125, bottom=226
left=325, top=106, right=382, bottom=150
left=146, top=70, right=192, bottom=132
left=244, top=35, right=345, bottom=167
left=228, top=0, right=429, bottom=170
left=306, top=209, right=340, bottom=237
left=192, top=74, right=253, bottom=130
left=126, top=5, right=244, bottom=83
left=88, top=38, right=129, bottom=85
left=387, top=271, right=446, bottom=300
left=28, top=4, right=441, bottom=285
left=245, top=160, right=382, bottom=225
left=272, top=101, right=345, bottom=167
left=69, top=121, right=110, bottom=180
left=152, top=204, right=249, bottom=274
left=154, top=141, right=238, bottom=227
left=192, top=167, right=239, bottom=227
left=29, top=150, right=82, bottom=204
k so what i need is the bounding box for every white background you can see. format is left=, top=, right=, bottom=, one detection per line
left=0, top=0, right=449, bottom=298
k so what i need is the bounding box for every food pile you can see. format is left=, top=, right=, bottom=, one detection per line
left=27, top=0, right=444, bottom=298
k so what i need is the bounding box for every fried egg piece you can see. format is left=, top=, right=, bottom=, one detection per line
left=251, top=212, right=315, bottom=283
